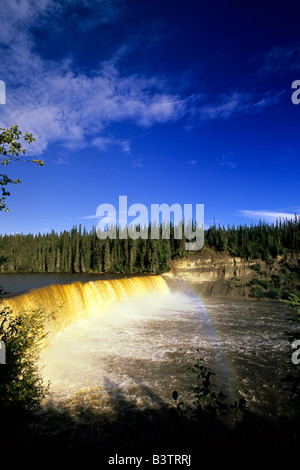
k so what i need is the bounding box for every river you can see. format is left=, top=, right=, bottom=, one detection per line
left=0, top=273, right=295, bottom=449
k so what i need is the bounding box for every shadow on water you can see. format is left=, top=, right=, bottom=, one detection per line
left=1, top=373, right=300, bottom=453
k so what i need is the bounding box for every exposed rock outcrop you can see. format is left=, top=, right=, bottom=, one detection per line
left=163, top=246, right=300, bottom=300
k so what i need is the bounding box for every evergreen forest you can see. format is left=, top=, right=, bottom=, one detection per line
left=0, top=216, right=299, bottom=275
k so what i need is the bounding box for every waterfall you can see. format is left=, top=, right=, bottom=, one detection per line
left=2, top=275, right=169, bottom=337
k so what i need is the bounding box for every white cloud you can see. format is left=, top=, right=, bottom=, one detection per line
left=219, top=155, right=237, bottom=169
left=198, top=89, right=283, bottom=122
left=131, top=158, right=143, bottom=167
left=0, top=0, right=124, bottom=35
left=239, top=210, right=299, bottom=222
left=0, top=60, right=192, bottom=155
left=256, top=44, right=300, bottom=76
left=54, top=156, right=70, bottom=165
left=91, top=135, right=131, bottom=153
left=79, top=214, right=100, bottom=220
left=0, top=6, right=192, bottom=157
left=0, top=0, right=288, bottom=159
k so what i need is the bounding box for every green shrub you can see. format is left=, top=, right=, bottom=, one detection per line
left=0, top=306, right=49, bottom=411
left=268, top=287, right=283, bottom=299
left=172, top=349, right=247, bottom=424
left=250, top=285, right=266, bottom=299
left=250, top=263, right=262, bottom=274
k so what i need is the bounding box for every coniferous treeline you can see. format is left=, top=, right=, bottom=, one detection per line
left=0, top=224, right=186, bottom=274
left=0, top=217, right=299, bottom=274
left=206, top=216, right=300, bottom=259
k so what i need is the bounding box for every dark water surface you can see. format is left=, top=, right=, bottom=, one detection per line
left=0, top=272, right=142, bottom=297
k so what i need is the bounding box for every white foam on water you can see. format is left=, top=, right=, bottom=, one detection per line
left=39, top=288, right=291, bottom=419
left=39, top=290, right=209, bottom=409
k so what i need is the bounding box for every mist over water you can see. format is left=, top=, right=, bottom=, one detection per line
left=37, top=280, right=291, bottom=423
left=39, top=291, right=210, bottom=412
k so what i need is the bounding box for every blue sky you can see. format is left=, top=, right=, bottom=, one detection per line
left=0, top=0, right=299, bottom=236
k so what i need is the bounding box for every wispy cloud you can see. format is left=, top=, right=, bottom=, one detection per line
left=0, top=0, right=289, bottom=160
left=1, top=57, right=192, bottom=155
left=54, top=156, right=71, bottom=165
left=239, top=209, right=299, bottom=222
left=91, top=136, right=131, bottom=153
left=0, top=0, right=124, bottom=36
left=0, top=1, right=192, bottom=156
left=255, top=44, right=300, bottom=76
left=219, top=154, right=237, bottom=169
left=79, top=214, right=100, bottom=220
left=131, top=158, right=143, bottom=167
left=197, top=89, right=284, bottom=122
left=80, top=208, right=128, bottom=221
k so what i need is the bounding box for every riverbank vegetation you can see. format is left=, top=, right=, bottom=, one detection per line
left=0, top=126, right=49, bottom=421
left=208, top=217, right=300, bottom=300
left=0, top=303, right=49, bottom=414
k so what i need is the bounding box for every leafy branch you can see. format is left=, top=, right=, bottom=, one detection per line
left=0, top=125, right=43, bottom=212
left=173, top=349, right=246, bottom=424
left=0, top=306, right=50, bottom=411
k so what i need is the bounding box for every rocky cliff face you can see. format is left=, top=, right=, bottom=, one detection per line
left=163, top=246, right=299, bottom=299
